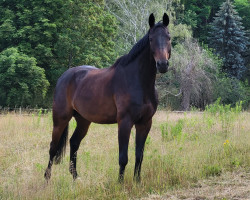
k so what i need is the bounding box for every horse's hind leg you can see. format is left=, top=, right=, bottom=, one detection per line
left=44, top=111, right=72, bottom=181
left=69, top=113, right=91, bottom=180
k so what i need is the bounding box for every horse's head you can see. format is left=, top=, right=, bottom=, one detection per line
left=148, top=13, right=171, bottom=73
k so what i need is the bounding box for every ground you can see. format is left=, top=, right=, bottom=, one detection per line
left=0, top=111, right=249, bottom=199
left=142, top=170, right=250, bottom=200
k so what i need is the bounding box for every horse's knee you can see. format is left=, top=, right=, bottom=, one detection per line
left=49, top=141, right=58, bottom=157
left=119, top=153, right=128, bottom=167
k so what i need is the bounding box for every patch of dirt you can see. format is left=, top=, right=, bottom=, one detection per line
left=141, top=170, right=250, bottom=200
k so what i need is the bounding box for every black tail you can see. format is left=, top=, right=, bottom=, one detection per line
left=54, top=125, right=69, bottom=164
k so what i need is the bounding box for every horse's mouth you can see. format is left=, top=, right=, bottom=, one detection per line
left=156, top=60, right=168, bottom=73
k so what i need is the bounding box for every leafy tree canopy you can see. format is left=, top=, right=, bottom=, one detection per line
left=234, top=0, right=250, bottom=31
left=0, top=48, right=49, bottom=107
left=0, top=0, right=118, bottom=107
left=0, top=0, right=118, bottom=85
left=181, top=0, right=225, bottom=43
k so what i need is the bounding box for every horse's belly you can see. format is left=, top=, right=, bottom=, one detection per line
left=73, top=97, right=117, bottom=124
left=82, top=109, right=117, bottom=124
left=72, top=68, right=118, bottom=124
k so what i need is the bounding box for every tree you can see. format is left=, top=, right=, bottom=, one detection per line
left=209, top=0, right=248, bottom=79
left=55, top=0, right=117, bottom=70
left=0, top=0, right=118, bottom=107
left=0, top=0, right=118, bottom=82
left=181, top=0, right=225, bottom=43
left=106, top=0, right=192, bottom=54
left=157, top=39, right=218, bottom=110
left=234, top=0, right=250, bottom=31
left=0, top=0, right=63, bottom=79
left=213, top=75, right=250, bottom=107
left=234, top=0, right=250, bottom=83
left=0, top=48, right=49, bottom=107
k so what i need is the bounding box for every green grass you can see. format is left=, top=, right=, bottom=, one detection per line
left=0, top=110, right=249, bottom=199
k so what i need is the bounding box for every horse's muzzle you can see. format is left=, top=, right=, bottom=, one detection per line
left=156, top=60, right=168, bottom=73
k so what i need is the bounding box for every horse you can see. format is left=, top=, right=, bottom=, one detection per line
left=44, top=13, right=171, bottom=182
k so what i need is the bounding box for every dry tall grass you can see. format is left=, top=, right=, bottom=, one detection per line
left=0, top=111, right=249, bottom=199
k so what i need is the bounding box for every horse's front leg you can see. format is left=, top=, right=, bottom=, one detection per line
left=118, top=115, right=133, bottom=182
left=134, top=119, right=152, bottom=182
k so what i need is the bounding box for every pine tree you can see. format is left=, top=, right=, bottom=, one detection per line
left=209, top=0, right=248, bottom=79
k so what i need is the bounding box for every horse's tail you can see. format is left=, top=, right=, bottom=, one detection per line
left=54, top=125, right=69, bottom=164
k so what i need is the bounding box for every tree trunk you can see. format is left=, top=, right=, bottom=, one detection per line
left=181, top=62, right=194, bottom=111
left=181, top=86, right=191, bottom=111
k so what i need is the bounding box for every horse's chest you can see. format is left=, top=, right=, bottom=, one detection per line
left=141, top=102, right=155, bottom=116
left=116, top=87, right=158, bottom=122
left=131, top=99, right=157, bottom=123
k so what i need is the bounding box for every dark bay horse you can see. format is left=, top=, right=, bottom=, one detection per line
left=44, top=13, right=171, bottom=182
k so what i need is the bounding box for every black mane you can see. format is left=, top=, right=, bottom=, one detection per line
left=117, top=32, right=149, bottom=66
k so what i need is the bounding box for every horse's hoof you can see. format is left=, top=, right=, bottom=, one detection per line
left=69, top=166, right=78, bottom=180
left=133, top=176, right=141, bottom=183
left=44, top=169, right=51, bottom=181
left=72, top=172, right=78, bottom=180
left=118, top=175, right=124, bottom=183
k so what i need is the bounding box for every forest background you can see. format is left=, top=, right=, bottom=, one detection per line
left=0, top=0, right=249, bottom=110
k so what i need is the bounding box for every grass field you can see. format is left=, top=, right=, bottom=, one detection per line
left=0, top=109, right=249, bottom=199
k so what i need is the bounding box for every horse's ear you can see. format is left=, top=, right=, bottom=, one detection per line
left=149, top=13, right=155, bottom=28
left=163, top=13, right=169, bottom=27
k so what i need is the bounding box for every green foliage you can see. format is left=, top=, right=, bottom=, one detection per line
left=55, top=0, right=118, bottom=69
left=203, top=165, right=222, bottom=177
left=145, top=136, right=151, bottom=145
left=160, top=123, right=169, bottom=139
left=0, top=0, right=118, bottom=107
left=106, top=0, right=192, bottom=54
left=205, top=98, right=243, bottom=134
left=234, top=0, right=250, bottom=84
left=168, top=23, right=192, bottom=46
left=234, top=0, right=250, bottom=31
left=0, top=0, right=62, bottom=74
left=0, top=48, right=49, bottom=107
left=205, top=98, right=243, bottom=115
left=213, top=76, right=250, bottom=108
left=209, top=0, right=248, bottom=79
left=157, top=39, right=218, bottom=110
left=0, top=0, right=249, bottom=109
left=181, top=0, right=225, bottom=43
left=161, top=119, right=185, bottom=141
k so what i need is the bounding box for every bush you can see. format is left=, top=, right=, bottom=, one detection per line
left=0, top=48, right=49, bottom=107
left=213, top=76, right=250, bottom=109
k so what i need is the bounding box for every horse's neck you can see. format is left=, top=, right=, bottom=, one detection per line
left=136, top=44, right=157, bottom=91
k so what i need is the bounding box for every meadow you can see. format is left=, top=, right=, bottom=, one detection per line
left=0, top=104, right=249, bottom=199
